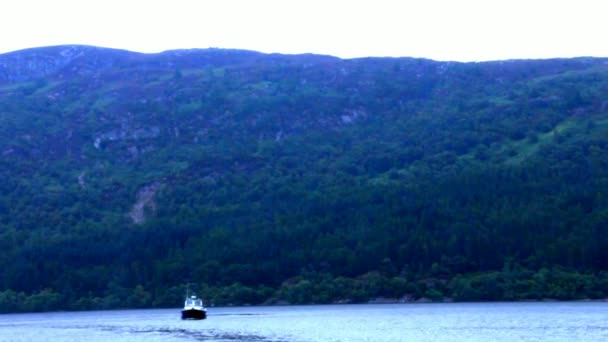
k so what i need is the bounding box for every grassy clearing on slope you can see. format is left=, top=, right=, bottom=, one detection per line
left=505, top=115, right=608, bottom=165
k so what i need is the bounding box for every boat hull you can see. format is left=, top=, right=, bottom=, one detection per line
left=181, top=308, right=207, bottom=320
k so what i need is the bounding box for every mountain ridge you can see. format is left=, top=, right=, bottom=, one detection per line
left=0, top=45, right=607, bottom=311
left=2, top=45, right=606, bottom=82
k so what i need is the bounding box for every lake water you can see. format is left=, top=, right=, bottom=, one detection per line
left=0, top=302, right=607, bottom=341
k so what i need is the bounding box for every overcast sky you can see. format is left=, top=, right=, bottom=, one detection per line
left=1, top=0, right=606, bottom=61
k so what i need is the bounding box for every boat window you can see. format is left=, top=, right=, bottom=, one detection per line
left=185, top=298, right=202, bottom=306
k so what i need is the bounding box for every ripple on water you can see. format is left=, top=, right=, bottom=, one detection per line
left=0, top=303, right=607, bottom=342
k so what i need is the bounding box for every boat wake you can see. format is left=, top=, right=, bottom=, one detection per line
left=94, top=325, right=290, bottom=341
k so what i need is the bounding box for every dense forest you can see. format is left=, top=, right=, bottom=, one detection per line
left=0, top=46, right=607, bottom=312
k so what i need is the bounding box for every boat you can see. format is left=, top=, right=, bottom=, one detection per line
left=181, top=295, right=207, bottom=320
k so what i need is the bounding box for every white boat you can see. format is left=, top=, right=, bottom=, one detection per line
left=181, top=295, right=207, bottom=320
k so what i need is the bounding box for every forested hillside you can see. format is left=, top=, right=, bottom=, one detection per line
left=0, top=46, right=607, bottom=312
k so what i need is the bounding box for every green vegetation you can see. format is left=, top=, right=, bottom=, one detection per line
left=0, top=47, right=607, bottom=312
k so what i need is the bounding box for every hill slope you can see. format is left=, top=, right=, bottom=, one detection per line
left=0, top=46, right=607, bottom=311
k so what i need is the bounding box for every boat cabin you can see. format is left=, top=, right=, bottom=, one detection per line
left=184, top=296, right=203, bottom=309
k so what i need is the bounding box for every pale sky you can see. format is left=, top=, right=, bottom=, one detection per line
left=1, top=0, right=606, bottom=61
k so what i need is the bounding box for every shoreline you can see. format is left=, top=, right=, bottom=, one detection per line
left=2, top=299, right=608, bottom=316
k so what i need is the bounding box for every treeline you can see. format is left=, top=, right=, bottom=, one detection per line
left=2, top=267, right=607, bottom=313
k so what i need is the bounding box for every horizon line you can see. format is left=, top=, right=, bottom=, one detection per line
left=1, top=44, right=607, bottom=64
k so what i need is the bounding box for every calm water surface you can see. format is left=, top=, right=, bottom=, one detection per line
left=0, top=302, right=607, bottom=341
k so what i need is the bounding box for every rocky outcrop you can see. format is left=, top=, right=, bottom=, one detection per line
left=0, top=45, right=133, bottom=82
left=93, top=126, right=161, bottom=149
left=129, top=182, right=161, bottom=225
